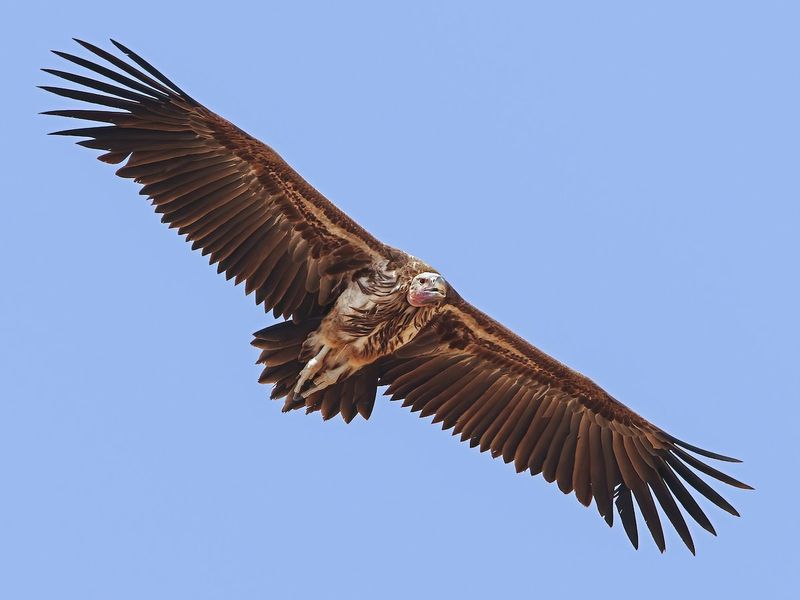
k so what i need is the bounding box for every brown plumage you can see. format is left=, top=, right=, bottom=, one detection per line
left=42, top=39, right=751, bottom=554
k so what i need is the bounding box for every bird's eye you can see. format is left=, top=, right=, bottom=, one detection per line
left=418, top=277, right=427, bottom=284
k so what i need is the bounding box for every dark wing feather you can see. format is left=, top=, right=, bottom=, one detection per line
left=378, top=298, right=751, bottom=553
left=42, top=40, right=400, bottom=321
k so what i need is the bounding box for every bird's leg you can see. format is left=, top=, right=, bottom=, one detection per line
left=294, top=345, right=330, bottom=396
left=299, top=363, right=350, bottom=398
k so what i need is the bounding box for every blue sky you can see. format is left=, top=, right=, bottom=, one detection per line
left=2, top=1, right=798, bottom=598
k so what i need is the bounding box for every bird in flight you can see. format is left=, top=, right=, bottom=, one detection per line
left=42, top=39, right=751, bottom=553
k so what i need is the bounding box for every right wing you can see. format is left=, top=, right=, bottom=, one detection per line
left=377, top=298, right=752, bottom=553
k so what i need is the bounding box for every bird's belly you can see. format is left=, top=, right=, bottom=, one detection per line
left=294, top=273, right=434, bottom=397
left=314, top=284, right=416, bottom=357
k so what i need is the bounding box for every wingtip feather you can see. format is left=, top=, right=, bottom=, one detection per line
left=667, top=434, right=743, bottom=463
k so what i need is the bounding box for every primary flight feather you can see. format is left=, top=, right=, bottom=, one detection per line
left=42, top=39, right=751, bottom=553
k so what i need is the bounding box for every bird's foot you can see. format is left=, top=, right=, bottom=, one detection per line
left=298, top=363, right=350, bottom=398
left=294, top=345, right=330, bottom=396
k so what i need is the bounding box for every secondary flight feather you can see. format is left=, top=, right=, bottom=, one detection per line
left=42, top=39, right=751, bottom=553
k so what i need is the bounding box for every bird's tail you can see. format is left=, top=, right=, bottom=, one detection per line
left=252, top=319, right=377, bottom=422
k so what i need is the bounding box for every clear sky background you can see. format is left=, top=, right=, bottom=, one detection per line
left=2, top=1, right=798, bottom=598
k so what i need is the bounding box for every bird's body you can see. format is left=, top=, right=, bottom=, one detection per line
left=289, top=258, right=440, bottom=400
left=43, top=39, right=751, bottom=553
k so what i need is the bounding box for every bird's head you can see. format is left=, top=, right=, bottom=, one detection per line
left=407, top=272, right=448, bottom=307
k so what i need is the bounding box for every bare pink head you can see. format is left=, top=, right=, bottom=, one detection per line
left=407, top=272, right=447, bottom=307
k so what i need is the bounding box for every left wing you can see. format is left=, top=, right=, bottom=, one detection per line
left=377, top=297, right=751, bottom=553
left=42, top=39, right=399, bottom=322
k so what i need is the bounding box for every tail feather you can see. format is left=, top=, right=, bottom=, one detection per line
left=303, top=364, right=379, bottom=422
left=252, top=319, right=378, bottom=422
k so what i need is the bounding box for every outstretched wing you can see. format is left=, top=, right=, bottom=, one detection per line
left=378, top=297, right=751, bottom=553
left=42, top=39, right=398, bottom=321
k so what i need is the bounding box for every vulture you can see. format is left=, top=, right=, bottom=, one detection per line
left=42, top=39, right=751, bottom=554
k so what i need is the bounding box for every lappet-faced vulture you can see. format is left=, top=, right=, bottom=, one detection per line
left=42, top=39, right=751, bottom=553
